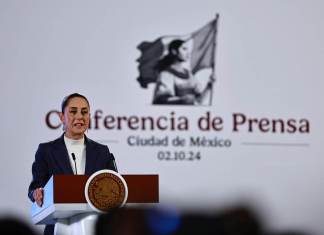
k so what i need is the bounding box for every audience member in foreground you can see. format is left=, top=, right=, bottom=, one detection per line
left=95, top=205, right=311, bottom=235
left=0, top=217, right=39, bottom=235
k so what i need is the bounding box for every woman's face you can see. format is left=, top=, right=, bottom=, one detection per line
left=60, top=97, right=90, bottom=139
left=176, top=44, right=190, bottom=62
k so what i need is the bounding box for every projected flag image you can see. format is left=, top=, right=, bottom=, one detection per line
left=136, top=15, right=219, bottom=106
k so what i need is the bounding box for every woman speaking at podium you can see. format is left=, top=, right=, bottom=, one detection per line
left=28, top=93, right=117, bottom=235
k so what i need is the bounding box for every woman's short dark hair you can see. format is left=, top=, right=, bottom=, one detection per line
left=156, top=39, right=185, bottom=72
left=168, top=39, right=185, bottom=53
left=61, top=93, right=90, bottom=113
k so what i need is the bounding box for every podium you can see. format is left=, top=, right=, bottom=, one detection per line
left=31, top=174, right=159, bottom=235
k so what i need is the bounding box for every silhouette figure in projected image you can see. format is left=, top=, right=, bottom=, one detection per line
left=153, top=39, right=214, bottom=105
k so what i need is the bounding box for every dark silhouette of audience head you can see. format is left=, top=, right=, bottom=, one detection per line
left=95, top=205, right=311, bottom=235
left=96, top=206, right=258, bottom=235
left=0, top=206, right=311, bottom=235
left=96, top=208, right=151, bottom=235
left=0, top=217, right=39, bottom=235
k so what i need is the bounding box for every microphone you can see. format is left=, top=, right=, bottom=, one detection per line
left=110, top=153, right=118, bottom=172
left=71, top=153, right=78, bottom=175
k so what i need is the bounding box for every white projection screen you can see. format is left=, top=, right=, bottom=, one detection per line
left=0, top=1, right=323, bottom=234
